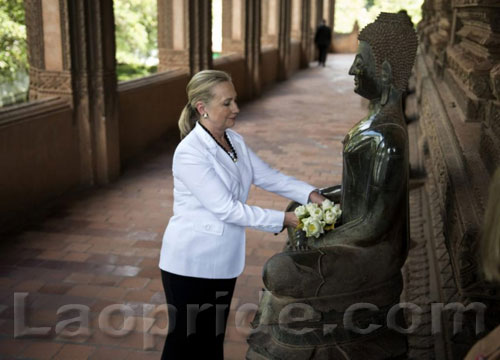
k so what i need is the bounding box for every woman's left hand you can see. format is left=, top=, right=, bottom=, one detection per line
left=308, top=190, right=328, bottom=205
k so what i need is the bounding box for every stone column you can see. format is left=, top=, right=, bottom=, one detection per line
left=67, top=0, right=120, bottom=185
left=324, top=0, right=335, bottom=50
left=244, top=0, right=262, bottom=98
left=299, top=0, right=312, bottom=67
left=261, top=0, right=279, bottom=47
left=222, top=0, right=245, bottom=54
left=157, top=0, right=189, bottom=73
left=291, top=0, right=301, bottom=41
left=189, top=0, right=213, bottom=74
left=309, top=0, right=322, bottom=62
left=24, top=0, right=120, bottom=185
left=25, top=0, right=72, bottom=101
left=157, top=0, right=212, bottom=74
left=323, top=0, right=334, bottom=27
left=277, top=0, right=292, bottom=80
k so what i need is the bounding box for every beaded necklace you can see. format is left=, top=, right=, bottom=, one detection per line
left=199, top=122, right=238, bottom=163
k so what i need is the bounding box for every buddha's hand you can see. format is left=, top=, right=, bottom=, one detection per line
left=291, top=229, right=310, bottom=251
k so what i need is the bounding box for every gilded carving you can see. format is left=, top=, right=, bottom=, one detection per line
left=28, top=67, right=72, bottom=98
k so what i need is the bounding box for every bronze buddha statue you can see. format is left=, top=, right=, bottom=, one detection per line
left=247, top=13, right=418, bottom=360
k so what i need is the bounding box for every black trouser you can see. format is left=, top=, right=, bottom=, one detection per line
left=318, top=45, right=328, bottom=65
left=161, top=270, right=236, bottom=360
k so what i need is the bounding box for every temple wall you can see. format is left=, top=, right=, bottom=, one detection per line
left=413, top=0, right=500, bottom=357
left=260, top=47, right=280, bottom=90
left=0, top=99, right=80, bottom=229
left=332, top=23, right=359, bottom=54
left=289, top=40, right=302, bottom=75
left=213, top=54, right=247, bottom=100
left=117, top=70, right=189, bottom=163
left=332, top=32, right=358, bottom=53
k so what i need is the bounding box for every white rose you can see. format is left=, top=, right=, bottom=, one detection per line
left=304, top=218, right=324, bottom=238
left=321, top=199, right=334, bottom=211
left=323, top=209, right=336, bottom=225
left=310, top=206, right=323, bottom=220
left=332, top=204, right=342, bottom=217
left=306, top=203, right=319, bottom=215
left=294, top=205, right=308, bottom=219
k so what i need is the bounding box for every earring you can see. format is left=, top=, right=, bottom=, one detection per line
left=381, top=85, right=390, bottom=106
left=203, top=113, right=208, bottom=119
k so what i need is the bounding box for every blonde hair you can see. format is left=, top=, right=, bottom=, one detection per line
left=178, top=70, right=232, bottom=139
left=481, top=167, right=500, bottom=282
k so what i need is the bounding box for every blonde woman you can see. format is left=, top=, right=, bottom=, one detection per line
left=159, top=70, right=326, bottom=359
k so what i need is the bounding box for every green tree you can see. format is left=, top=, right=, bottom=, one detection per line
left=335, top=0, right=424, bottom=34
left=0, top=0, right=27, bottom=83
left=114, top=0, right=158, bottom=80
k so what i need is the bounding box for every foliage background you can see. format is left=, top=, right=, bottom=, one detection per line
left=0, top=0, right=28, bottom=106
left=334, top=0, right=424, bottom=33
left=114, top=0, right=158, bottom=81
left=0, top=0, right=27, bottom=83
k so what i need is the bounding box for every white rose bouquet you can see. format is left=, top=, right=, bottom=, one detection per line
left=294, top=199, right=342, bottom=239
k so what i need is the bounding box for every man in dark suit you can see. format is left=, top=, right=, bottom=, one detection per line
left=314, top=19, right=332, bottom=67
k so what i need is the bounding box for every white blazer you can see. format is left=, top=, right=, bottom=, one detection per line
left=159, top=122, right=315, bottom=279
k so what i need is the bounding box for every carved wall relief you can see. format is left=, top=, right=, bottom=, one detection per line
left=416, top=3, right=500, bottom=358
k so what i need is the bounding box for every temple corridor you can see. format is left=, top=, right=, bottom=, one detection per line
left=2, top=0, right=500, bottom=357
left=0, top=55, right=365, bottom=360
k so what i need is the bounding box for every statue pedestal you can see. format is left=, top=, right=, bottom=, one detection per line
left=247, top=325, right=407, bottom=360
left=246, top=287, right=408, bottom=360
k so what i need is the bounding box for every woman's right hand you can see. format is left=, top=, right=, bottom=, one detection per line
left=284, top=212, right=299, bottom=228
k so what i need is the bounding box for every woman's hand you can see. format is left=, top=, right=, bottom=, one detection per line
left=284, top=212, right=300, bottom=228
left=308, top=190, right=328, bottom=205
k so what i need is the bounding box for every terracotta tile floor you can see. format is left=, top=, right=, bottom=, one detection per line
left=0, top=54, right=364, bottom=359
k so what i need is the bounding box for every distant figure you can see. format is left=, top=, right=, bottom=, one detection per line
left=314, top=19, right=332, bottom=67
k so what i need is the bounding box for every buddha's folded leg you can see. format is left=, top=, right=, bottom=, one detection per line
left=263, top=243, right=401, bottom=299
left=263, top=250, right=324, bottom=298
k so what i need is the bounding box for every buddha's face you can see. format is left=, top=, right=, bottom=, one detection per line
left=349, top=41, right=381, bottom=100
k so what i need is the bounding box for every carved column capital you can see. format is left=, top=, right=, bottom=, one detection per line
left=157, top=0, right=212, bottom=74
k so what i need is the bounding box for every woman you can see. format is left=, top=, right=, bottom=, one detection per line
left=159, top=70, right=326, bottom=359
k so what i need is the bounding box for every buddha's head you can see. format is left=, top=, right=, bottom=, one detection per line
left=349, top=13, right=418, bottom=101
